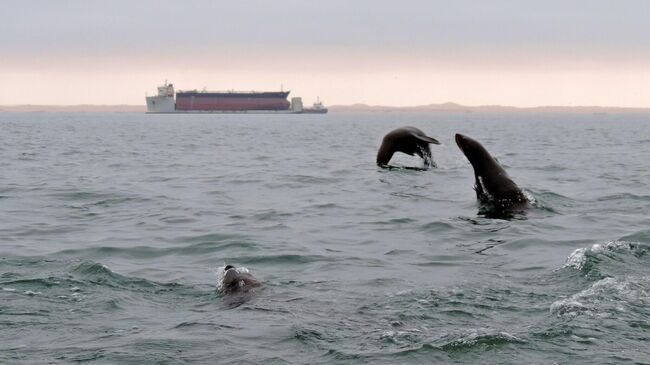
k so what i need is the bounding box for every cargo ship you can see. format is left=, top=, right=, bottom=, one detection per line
left=146, top=81, right=327, bottom=114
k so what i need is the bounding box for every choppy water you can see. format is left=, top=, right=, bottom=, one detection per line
left=1, top=112, right=650, bottom=364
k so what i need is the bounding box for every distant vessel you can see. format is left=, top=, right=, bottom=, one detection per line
left=146, top=81, right=327, bottom=114
left=302, top=98, right=328, bottom=114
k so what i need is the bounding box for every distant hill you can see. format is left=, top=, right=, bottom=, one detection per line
left=329, top=103, right=650, bottom=114
left=0, top=105, right=145, bottom=112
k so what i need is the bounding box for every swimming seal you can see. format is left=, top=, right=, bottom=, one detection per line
left=218, top=265, right=261, bottom=308
left=377, top=127, right=440, bottom=168
left=220, top=265, right=260, bottom=295
left=455, top=133, right=528, bottom=210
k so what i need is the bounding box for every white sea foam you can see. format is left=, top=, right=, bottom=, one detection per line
left=563, top=240, right=635, bottom=270
left=523, top=190, right=536, bottom=205
left=477, top=176, right=492, bottom=200
left=550, top=276, right=650, bottom=317
left=563, top=247, right=589, bottom=270
left=440, top=329, right=525, bottom=349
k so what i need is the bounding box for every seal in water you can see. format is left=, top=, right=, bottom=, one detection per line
left=377, top=127, right=440, bottom=168
left=455, top=133, right=528, bottom=210
left=220, top=265, right=260, bottom=295
left=218, top=265, right=261, bottom=308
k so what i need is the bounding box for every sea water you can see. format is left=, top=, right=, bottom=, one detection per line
left=1, top=112, right=649, bottom=363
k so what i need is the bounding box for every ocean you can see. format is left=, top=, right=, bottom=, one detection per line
left=1, top=111, right=649, bottom=364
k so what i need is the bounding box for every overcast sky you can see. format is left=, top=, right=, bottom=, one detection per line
left=2, top=0, right=649, bottom=106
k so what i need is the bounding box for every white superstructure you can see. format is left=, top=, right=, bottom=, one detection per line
left=145, top=81, right=175, bottom=113
left=290, top=97, right=303, bottom=112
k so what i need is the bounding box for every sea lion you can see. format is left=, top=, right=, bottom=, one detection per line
left=455, top=133, right=528, bottom=210
left=220, top=265, right=260, bottom=294
left=377, top=127, right=440, bottom=168
left=218, top=265, right=261, bottom=308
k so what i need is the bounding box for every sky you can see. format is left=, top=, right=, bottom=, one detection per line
left=1, top=0, right=649, bottom=107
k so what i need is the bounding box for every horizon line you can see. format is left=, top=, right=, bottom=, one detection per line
left=2, top=102, right=650, bottom=112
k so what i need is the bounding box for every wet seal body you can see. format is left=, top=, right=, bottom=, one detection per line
left=455, top=133, right=528, bottom=210
left=220, top=265, right=260, bottom=295
left=377, top=127, right=440, bottom=168
left=218, top=265, right=261, bottom=308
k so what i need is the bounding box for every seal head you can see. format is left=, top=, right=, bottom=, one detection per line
left=219, top=265, right=260, bottom=294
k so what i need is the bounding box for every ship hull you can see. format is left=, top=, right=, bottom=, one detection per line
left=302, top=108, right=328, bottom=114
left=176, top=91, right=290, bottom=111
left=146, top=110, right=310, bottom=114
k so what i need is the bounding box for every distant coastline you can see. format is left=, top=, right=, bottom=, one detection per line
left=0, top=105, right=145, bottom=113
left=2, top=102, right=650, bottom=114
left=328, top=102, right=650, bottom=114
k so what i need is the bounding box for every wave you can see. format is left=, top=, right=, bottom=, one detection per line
left=366, top=217, right=417, bottom=226
left=555, top=238, right=650, bottom=321
left=418, top=221, right=455, bottom=233
left=0, top=260, right=182, bottom=306
left=438, top=330, right=525, bottom=352
left=230, top=254, right=333, bottom=265
left=596, top=192, right=650, bottom=202
left=55, top=239, right=258, bottom=259
left=563, top=240, right=638, bottom=272
left=526, top=189, right=574, bottom=211
left=620, top=229, right=650, bottom=244
left=51, top=190, right=143, bottom=204
left=282, top=174, right=343, bottom=185
left=70, top=261, right=177, bottom=292
left=361, top=328, right=525, bottom=360
left=251, top=209, right=295, bottom=221
left=550, top=276, right=650, bottom=318
left=0, top=277, right=80, bottom=290
left=561, top=240, right=647, bottom=281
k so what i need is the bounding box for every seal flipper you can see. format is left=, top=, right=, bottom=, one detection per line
left=474, top=174, right=488, bottom=202
left=413, top=134, right=440, bottom=145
